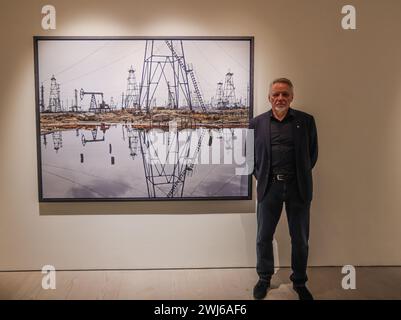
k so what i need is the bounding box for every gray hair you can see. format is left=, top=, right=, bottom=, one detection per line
left=269, top=78, right=294, bottom=93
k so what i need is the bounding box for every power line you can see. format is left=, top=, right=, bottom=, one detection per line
left=41, top=42, right=109, bottom=84
left=59, top=46, right=143, bottom=86
left=214, top=41, right=248, bottom=72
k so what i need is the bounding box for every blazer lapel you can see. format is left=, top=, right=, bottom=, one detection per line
left=291, top=110, right=302, bottom=157
left=264, top=110, right=272, bottom=158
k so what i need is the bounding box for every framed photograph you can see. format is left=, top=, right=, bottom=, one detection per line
left=34, top=36, right=254, bottom=201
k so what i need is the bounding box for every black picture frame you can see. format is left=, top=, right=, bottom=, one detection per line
left=34, top=36, right=254, bottom=202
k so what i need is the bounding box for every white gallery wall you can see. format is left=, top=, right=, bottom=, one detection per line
left=1, top=0, right=401, bottom=271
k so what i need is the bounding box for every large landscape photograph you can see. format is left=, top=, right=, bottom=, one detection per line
left=35, top=37, right=253, bottom=201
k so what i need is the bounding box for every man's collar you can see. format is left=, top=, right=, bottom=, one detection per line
left=270, top=107, right=294, bottom=119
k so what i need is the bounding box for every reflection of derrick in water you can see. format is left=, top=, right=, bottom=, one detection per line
left=166, top=128, right=206, bottom=198
left=211, top=128, right=236, bottom=150
left=81, top=124, right=109, bottom=146
left=215, top=82, right=224, bottom=108
left=42, top=134, right=48, bottom=148
left=125, top=126, right=139, bottom=159
left=138, top=128, right=206, bottom=198
left=223, top=128, right=236, bottom=150
left=52, top=131, right=63, bottom=152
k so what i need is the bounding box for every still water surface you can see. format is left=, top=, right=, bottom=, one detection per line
left=40, top=124, right=249, bottom=199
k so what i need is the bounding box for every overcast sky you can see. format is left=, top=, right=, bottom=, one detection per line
left=38, top=39, right=251, bottom=110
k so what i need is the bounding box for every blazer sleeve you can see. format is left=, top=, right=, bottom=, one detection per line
left=309, top=116, right=318, bottom=169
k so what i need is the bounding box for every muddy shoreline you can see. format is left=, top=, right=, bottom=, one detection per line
left=40, top=108, right=249, bottom=134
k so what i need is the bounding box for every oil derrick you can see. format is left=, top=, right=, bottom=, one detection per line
left=39, top=83, right=45, bottom=112
left=215, top=82, right=224, bottom=108
left=246, top=83, right=250, bottom=108
left=167, top=81, right=177, bottom=109
left=48, top=75, right=61, bottom=112
left=139, top=40, right=194, bottom=113
left=223, top=128, right=236, bottom=150
left=223, top=71, right=237, bottom=108
left=80, top=88, right=111, bottom=113
left=139, top=130, right=194, bottom=198
left=124, top=66, right=139, bottom=110
left=57, top=82, right=62, bottom=111
left=110, top=97, right=116, bottom=110
left=70, top=89, right=81, bottom=112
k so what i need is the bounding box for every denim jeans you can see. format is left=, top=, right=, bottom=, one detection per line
left=256, top=178, right=311, bottom=286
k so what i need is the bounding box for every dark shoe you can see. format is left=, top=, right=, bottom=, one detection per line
left=293, top=284, right=314, bottom=300
left=253, top=279, right=270, bottom=300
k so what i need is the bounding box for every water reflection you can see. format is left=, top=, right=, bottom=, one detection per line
left=42, top=134, right=48, bottom=148
left=81, top=124, right=110, bottom=145
left=124, top=126, right=139, bottom=160
left=40, top=125, right=248, bottom=199
left=138, top=128, right=194, bottom=198
left=52, top=131, right=63, bottom=152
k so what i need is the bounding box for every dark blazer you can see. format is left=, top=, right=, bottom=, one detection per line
left=249, top=108, right=318, bottom=202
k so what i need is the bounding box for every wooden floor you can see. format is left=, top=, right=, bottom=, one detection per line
left=0, top=267, right=400, bottom=300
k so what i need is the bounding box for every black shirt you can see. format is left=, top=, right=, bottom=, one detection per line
left=270, top=109, right=296, bottom=175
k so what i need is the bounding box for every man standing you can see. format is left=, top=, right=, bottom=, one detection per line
left=250, top=78, right=318, bottom=300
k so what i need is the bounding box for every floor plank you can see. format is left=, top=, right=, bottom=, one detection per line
left=0, top=267, right=399, bottom=300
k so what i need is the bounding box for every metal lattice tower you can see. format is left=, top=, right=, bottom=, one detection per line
left=246, top=83, right=250, bottom=108
left=110, top=97, right=116, bottom=110
left=126, top=126, right=139, bottom=159
left=138, top=129, right=198, bottom=198
left=215, top=82, right=224, bottom=108
left=124, top=66, right=140, bottom=110
left=57, top=84, right=62, bottom=111
left=223, top=71, right=236, bottom=108
left=75, top=89, right=78, bottom=109
left=167, top=81, right=177, bottom=109
left=39, top=83, right=45, bottom=112
left=139, top=40, right=207, bottom=113
left=134, top=126, right=208, bottom=198
left=90, top=94, right=97, bottom=112
left=48, top=75, right=61, bottom=112
left=70, top=89, right=81, bottom=112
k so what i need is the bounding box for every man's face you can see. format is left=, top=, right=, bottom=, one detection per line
left=268, top=82, right=294, bottom=112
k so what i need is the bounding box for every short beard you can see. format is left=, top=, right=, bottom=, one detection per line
left=273, top=106, right=288, bottom=114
